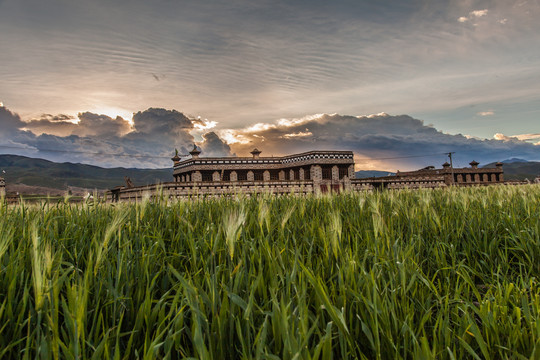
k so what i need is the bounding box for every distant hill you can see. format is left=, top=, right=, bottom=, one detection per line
left=0, top=154, right=172, bottom=190
left=500, top=158, right=530, bottom=164
left=483, top=159, right=540, bottom=181
left=355, top=170, right=395, bottom=178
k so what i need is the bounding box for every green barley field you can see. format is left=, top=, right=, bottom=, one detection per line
left=0, top=185, right=539, bottom=359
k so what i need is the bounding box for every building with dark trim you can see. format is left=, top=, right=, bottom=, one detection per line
left=172, top=147, right=355, bottom=185
left=352, top=160, right=504, bottom=190
left=108, top=148, right=505, bottom=201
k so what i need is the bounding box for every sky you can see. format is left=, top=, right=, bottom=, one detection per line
left=1, top=0, right=539, bottom=171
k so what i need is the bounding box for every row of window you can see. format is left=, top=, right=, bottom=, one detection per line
left=174, top=154, right=353, bottom=169
left=455, top=173, right=501, bottom=182
left=177, top=167, right=352, bottom=182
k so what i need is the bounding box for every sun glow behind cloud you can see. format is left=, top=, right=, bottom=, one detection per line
left=477, top=111, right=494, bottom=116
left=88, top=106, right=134, bottom=126
left=218, top=130, right=252, bottom=145
left=192, top=117, right=217, bottom=131
left=190, top=117, right=218, bottom=142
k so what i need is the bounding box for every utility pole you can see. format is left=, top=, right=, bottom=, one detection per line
left=447, top=152, right=455, bottom=185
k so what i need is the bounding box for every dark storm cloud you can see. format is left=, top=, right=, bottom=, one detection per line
left=23, top=112, right=130, bottom=137
left=2, top=104, right=538, bottom=171
left=198, top=132, right=234, bottom=157
left=228, top=113, right=540, bottom=170
left=1, top=106, right=232, bottom=168
left=131, top=108, right=192, bottom=135
left=0, top=106, right=26, bottom=133
left=76, top=112, right=131, bottom=137
left=38, top=114, right=75, bottom=122
left=124, top=108, right=202, bottom=163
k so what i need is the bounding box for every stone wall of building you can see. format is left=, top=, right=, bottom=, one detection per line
left=350, top=175, right=446, bottom=190
left=110, top=180, right=316, bottom=202
left=109, top=150, right=506, bottom=201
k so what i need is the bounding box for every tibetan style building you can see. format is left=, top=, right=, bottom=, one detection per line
left=172, top=147, right=355, bottom=187
left=108, top=148, right=505, bottom=201
left=354, top=160, right=504, bottom=190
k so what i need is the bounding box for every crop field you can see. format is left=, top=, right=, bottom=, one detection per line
left=0, top=185, right=539, bottom=359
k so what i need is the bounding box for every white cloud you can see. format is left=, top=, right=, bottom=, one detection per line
left=225, top=113, right=540, bottom=169
left=244, top=123, right=277, bottom=133
left=471, top=9, right=489, bottom=18
left=458, top=9, right=489, bottom=23
left=276, top=114, right=325, bottom=128
left=217, top=129, right=251, bottom=145
left=477, top=111, right=494, bottom=116
left=281, top=131, right=313, bottom=139
left=494, top=132, right=540, bottom=143
left=493, top=133, right=511, bottom=141
left=192, top=118, right=217, bottom=131
left=499, top=18, right=508, bottom=24
left=514, top=133, right=540, bottom=141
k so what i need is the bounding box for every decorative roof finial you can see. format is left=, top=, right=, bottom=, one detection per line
left=171, top=148, right=181, bottom=164
left=189, top=144, right=201, bottom=158
left=250, top=148, right=262, bottom=159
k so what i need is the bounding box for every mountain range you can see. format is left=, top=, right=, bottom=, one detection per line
left=0, top=154, right=171, bottom=191
left=483, top=159, right=540, bottom=181
left=1, top=154, right=539, bottom=193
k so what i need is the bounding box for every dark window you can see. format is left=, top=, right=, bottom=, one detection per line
left=322, top=167, right=332, bottom=180
left=238, top=171, right=247, bottom=181
left=339, top=167, right=349, bottom=179
left=202, top=171, right=213, bottom=182
left=254, top=171, right=264, bottom=181
left=270, top=171, right=279, bottom=180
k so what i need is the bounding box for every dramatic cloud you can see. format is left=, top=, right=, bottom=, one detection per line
left=0, top=106, right=233, bottom=168
left=198, top=132, right=234, bottom=157
left=122, top=108, right=200, bottom=162
left=75, top=112, right=132, bottom=137
left=0, top=106, right=41, bottom=157
left=131, top=108, right=192, bottom=136
left=0, top=106, right=26, bottom=133
left=23, top=112, right=132, bottom=138
left=2, top=105, right=538, bottom=171
left=224, top=113, right=540, bottom=170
